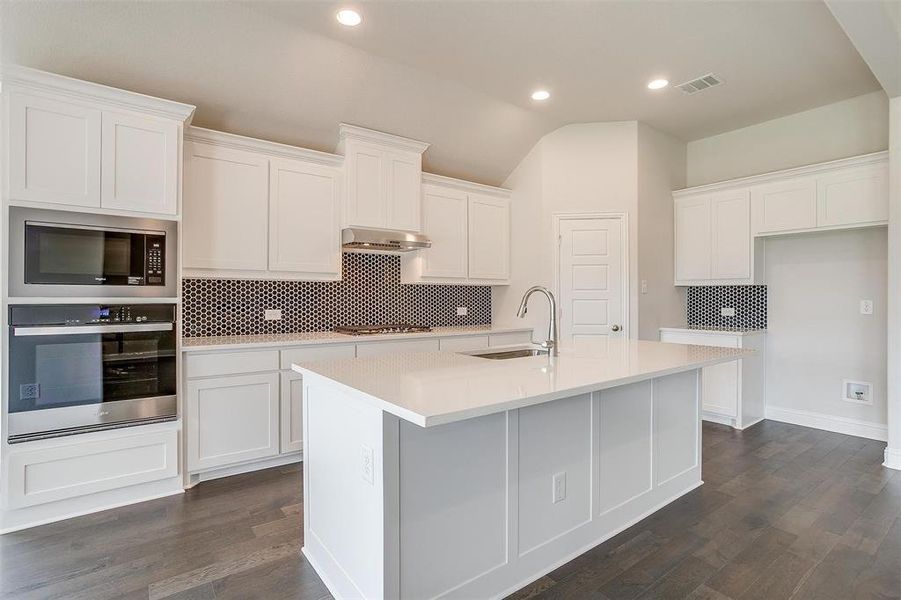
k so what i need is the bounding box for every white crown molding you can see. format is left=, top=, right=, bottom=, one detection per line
left=421, top=172, right=511, bottom=198
left=185, top=126, right=343, bottom=168
left=337, top=123, right=429, bottom=154
left=673, top=150, right=889, bottom=198
left=0, top=64, right=196, bottom=123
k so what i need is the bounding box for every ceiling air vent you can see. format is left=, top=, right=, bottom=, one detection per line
left=676, top=73, right=724, bottom=95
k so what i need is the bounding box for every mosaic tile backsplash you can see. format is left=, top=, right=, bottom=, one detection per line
left=686, top=285, right=767, bottom=330
left=183, top=253, right=492, bottom=337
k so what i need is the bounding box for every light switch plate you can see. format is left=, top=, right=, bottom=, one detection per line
left=361, top=444, right=374, bottom=485
left=720, top=307, right=736, bottom=317
left=860, top=300, right=874, bottom=315
left=264, top=309, right=282, bottom=321
left=552, top=472, right=566, bottom=504
left=641, top=280, right=648, bottom=294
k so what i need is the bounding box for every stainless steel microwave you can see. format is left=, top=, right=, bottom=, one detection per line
left=9, top=207, right=177, bottom=298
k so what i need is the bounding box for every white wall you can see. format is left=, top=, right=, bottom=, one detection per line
left=637, top=124, right=687, bottom=339
left=687, top=91, right=889, bottom=186
left=765, top=228, right=888, bottom=432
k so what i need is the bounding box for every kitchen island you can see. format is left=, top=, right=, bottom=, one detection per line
left=293, top=339, right=748, bottom=600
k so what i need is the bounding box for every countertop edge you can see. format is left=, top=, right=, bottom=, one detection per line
left=292, top=350, right=750, bottom=428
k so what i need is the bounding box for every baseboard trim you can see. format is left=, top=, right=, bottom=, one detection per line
left=189, top=452, right=303, bottom=485
left=702, top=412, right=735, bottom=427
left=884, top=447, right=901, bottom=471
left=765, top=405, right=887, bottom=441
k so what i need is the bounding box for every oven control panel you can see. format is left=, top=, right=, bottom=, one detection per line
left=9, top=304, right=176, bottom=327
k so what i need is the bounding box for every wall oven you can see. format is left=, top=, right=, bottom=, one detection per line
left=9, top=207, right=177, bottom=298
left=8, top=304, right=177, bottom=442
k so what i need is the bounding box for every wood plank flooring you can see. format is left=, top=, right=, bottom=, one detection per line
left=1, top=420, right=898, bottom=600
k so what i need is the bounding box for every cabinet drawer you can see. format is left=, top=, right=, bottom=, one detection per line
left=356, top=338, right=440, bottom=357
left=489, top=331, right=533, bottom=347
left=185, top=350, right=279, bottom=378
left=659, top=331, right=740, bottom=348
left=280, top=344, right=356, bottom=370
left=7, top=427, right=177, bottom=509
left=439, top=335, right=490, bottom=352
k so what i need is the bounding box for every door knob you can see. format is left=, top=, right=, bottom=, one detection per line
left=611, top=324, right=621, bottom=332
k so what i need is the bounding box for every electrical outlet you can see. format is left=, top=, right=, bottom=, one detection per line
left=264, top=309, right=282, bottom=321
left=361, top=444, right=374, bottom=485
left=19, top=383, right=40, bottom=401
left=860, top=300, right=874, bottom=315
left=456, top=306, right=468, bottom=316
left=720, top=307, right=736, bottom=317
left=552, top=472, right=566, bottom=504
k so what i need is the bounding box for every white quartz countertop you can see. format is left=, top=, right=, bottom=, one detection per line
left=293, top=339, right=751, bottom=427
left=181, top=325, right=533, bottom=352
left=659, top=326, right=767, bottom=336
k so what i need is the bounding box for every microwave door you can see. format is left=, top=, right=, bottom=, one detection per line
left=24, top=224, right=142, bottom=286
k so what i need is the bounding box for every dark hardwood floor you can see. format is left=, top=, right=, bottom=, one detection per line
left=1, top=420, right=898, bottom=600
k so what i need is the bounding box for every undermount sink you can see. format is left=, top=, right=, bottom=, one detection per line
left=464, top=346, right=550, bottom=360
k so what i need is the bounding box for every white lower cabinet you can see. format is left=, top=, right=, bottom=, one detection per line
left=438, top=335, right=489, bottom=352
left=659, top=329, right=765, bottom=429
left=186, top=372, right=280, bottom=472
left=280, top=371, right=304, bottom=454
left=356, top=338, right=440, bottom=357
left=488, top=330, right=533, bottom=347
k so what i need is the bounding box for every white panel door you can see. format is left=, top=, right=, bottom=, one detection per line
left=421, top=184, right=468, bottom=279
left=468, top=194, right=510, bottom=281
left=183, top=141, right=269, bottom=271
left=186, top=372, right=280, bottom=472
left=816, top=163, right=889, bottom=227
left=101, top=111, right=178, bottom=215
left=280, top=370, right=304, bottom=454
left=386, top=152, right=422, bottom=231
left=345, top=143, right=386, bottom=228
left=674, top=195, right=711, bottom=282
left=751, top=177, right=817, bottom=234
left=268, top=157, right=341, bottom=276
left=710, top=189, right=751, bottom=280
left=558, top=217, right=624, bottom=347
left=8, top=92, right=101, bottom=207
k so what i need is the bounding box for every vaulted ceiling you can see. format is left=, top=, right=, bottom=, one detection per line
left=1, top=1, right=881, bottom=185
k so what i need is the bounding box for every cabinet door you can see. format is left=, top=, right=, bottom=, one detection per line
left=817, top=163, right=888, bottom=227
left=280, top=371, right=304, bottom=454
left=421, top=184, right=468, bottom=279
left=268, top=158, right=341, bottom=276
left=702, top=361, right=739, bottom=418
left=468, top=194, right=510, bottom=281
left=674, top=195, right=711, bottom=283
left=386, top=151, right=422, bottom=231
left=356, top=338, right=440, bottom=357
left=751, top=178, right=816, bottom=234
left=183, top=141, right=269, bottom=271
left=186, top=372, right=280, bottom=472
left=8, top=92, right=101, bottom=207
left=710, top=190, right=751, bottom=280
left=345, top=142, right=386, bottom=228
left=101, top=111, right=178, bottom=215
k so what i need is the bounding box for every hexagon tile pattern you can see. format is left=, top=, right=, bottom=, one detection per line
left=686, top=285, right=767, bottom=330
left=183, top=253, right=492, bottom=337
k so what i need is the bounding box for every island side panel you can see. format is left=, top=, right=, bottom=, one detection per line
left=302, top=380, right=388, bottom=600
left=394, top=369, right=703, bottom=600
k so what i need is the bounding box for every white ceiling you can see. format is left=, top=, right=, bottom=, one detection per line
left=0, top=1, right=881, bottom=186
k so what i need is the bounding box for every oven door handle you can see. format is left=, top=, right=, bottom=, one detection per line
left=13, top=323, right=174, bottom=336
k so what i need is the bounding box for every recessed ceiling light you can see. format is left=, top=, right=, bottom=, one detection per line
left=336, top=9, right=362, bottom=26
left=647, top=79, right=669, bottom=90
left=531, top=90, right=550, bottom=101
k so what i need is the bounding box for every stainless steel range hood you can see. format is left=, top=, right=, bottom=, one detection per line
left=341, top=228, right=431, bottom=252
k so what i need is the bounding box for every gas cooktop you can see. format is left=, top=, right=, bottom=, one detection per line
left=334, top=324, right=432, bottom=335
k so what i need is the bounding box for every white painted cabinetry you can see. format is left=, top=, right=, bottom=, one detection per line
left=339, top=124, right=429, bottom=231
left=659, top=328, right=765, bottom=429
left=280, top=371, right=305, bottom=454
left=182, top=128, right=342, bottom=280
left=674, top=195, right=711, bottom=282
left=468, top=193, right=511, bottom=281
left=420, top=184, right=469, bottom=279
left=816, top=162, right=888, bottom=227
left=3, top=67, right=194, bottom=217
left=751, top=177, right=817, bottom=235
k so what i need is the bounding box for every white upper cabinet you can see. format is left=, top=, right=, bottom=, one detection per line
left=751, top=177, right=817, bottom=235
left=183, top=128, right=343, bottom=280
left=101, top=111, right=179, bottom=215
left=3, top=66, right=195, bottom=216
left=468, top=193, right=510, bottom=281
left=816, top=162, right=888, bottom=227
left=338, top=124, right=429, bottom=232
left=710, top=190, right=751, bottom=280
left=8, top=91, right=102, bottom=208
left=183, top=141, right=270, bottom=272
left=268, top=157, right=341, bottom=276
left=420, top=184, right=468, bottom=279
left=674, top=195, right=712, bottom=283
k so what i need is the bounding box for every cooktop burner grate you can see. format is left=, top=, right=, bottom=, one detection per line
left=334, top=324, right=433, bottom=336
